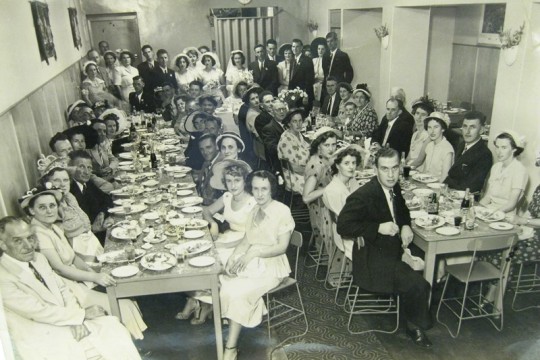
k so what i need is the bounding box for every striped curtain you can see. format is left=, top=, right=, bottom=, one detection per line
left=214, top=16, right=274, bottom=70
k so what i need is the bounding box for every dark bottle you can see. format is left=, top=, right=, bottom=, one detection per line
left=461, top=188, right=471, bottom=210
left=129, top=122, right=137, bottom=141
left=138, top=141, right=147, bottom=157
left=150, top=151, right=158, bottom=169
left=426, top=193, right=439, bottom=215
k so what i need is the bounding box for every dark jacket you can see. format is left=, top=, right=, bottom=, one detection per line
left=248, top=60, right=279, bottom=95
left=322, top=49, right=354, bottom=84
left=260, top=118, right=285, bottom=173
left=129, top=91, right=156, bottom=113
left=372, top=115, right=414, bottom=156
left=444, top=139, right=493, bottom=193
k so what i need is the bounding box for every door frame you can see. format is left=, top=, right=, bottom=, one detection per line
left=86, top=12, right=141, bottom=52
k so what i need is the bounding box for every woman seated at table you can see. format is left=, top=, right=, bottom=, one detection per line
left=221, top=170, right=295, bottom=360
left=81, top=61, right=120, bottom=108
left=322, top=145, right=362, bottom=262
left=89, top=120, right=119, bottom=182
left=337, top=82, right=353, bottom=124
left=223, top=81, right=248, bottom=114
left=183, top=111, right=209, bottom=171
left=20, top=188, right=147, bottom=339
left=278, top=109, right=310, bottom=194
left=175, top=160, right=255, bottom=325
left=413, top=112, right=454, bottom=182
left=479, top=131, right=528, bottom=214
left=216, top=132, right=246, bottom=162
left=348, top=84, right=378, bottom=139
left=406, top=96, right=434, bottom=165
left=199, top=53, right=225, bottom=100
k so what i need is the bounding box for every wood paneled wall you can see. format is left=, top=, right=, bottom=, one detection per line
left=0, top=61, right=82, bottom=218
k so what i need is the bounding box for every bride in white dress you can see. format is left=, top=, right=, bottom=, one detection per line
left=225, top=50, right=253, bottom=95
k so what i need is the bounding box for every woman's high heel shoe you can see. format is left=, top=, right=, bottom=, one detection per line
left=175, top=298, right=200, bottom=320
left=190, top=303, right=213, bottom=325
left=223, top=346, right=238, bottom=360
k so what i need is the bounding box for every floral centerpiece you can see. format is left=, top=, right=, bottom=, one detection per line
left=499, top=22, right=525, bottom=49
left=240, top=70, right=254, bottom=86
left=278, top=87, right=308, bottom=109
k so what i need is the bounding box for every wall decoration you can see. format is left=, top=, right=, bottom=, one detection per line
left=30, top=1, right=57, bottom=64
left=68, top=7, right=82, bottom=50
left=478, top=4, right=506, bottom=46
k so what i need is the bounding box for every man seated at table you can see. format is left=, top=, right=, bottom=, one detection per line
left=320, top=76, right=341, bottom=118
left=260, top=99, right=287, bottom=174
left=372, top=97, right=414, bottom=156
left=204, top=116, right=223, bottom=136
left=188, top=80, right=204, bottom=100
left=89, top=120, right=119, bottom=182
left=0, top=216, right=141, bottom=360
left=337, top=148, right=433, bottom=348
left=196, top=133, right=222, bottom=206
left=49, top=132, right=73, bottom=163
left=69, top=150, right=114, bottom=243
left=444, top=111, right=493, bottom=193
left=129, top=75, right=156, bottom=113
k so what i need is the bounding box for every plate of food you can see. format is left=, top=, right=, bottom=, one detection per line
left=406, top=196, right=422, bottom=210
left=181, top=206, right=203, bottom=214
left=412, top=173, right=439, bottom=183
left=355, top=169, right=377, bottom=179
left=436, top=226, right=460, bottom=236
left=177, top=189, right=194, bottom=196
left=412, top=188, right=435, bottom=198
left=111, top=265, right=139, bottom=278
left=184, top=230, right=205, bottom=239
left=400, top=180, right=417, bottom=191
left=111, top=224, right=142, bottom=240
left=140, top=252, right=177, bottom=271
left=177, top=183, right=196, bottom=190
left=141, top=179, right=159, bottom=187
left=415, top=215, right=446, bottom=230
left=98, top=249, right=146, bottom=264
left=171, top=240, right=212, bottom=257
left=110, top=186, right=145, bottom=197
left=181, top=218, right=209, bottom=230
left=164, top=165, right=191, bottom=173
left=449, top=190, right=466, bottom=201
left=161, top=138, right=180, bottom=145
left=189, top=256, right=216, bottom=268
left=174, top=196, right=203, bottom=208
left=166, top=210, right=183, bottom=222
left=108, top=203, right=147, bottom=215
left=489, top=222, right=514, bottom=231
left=142, top=228, right=167, bottom=243
left=475, top=207, right=505, bottom=222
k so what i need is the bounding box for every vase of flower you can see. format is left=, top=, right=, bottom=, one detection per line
left=381, top=35, right=389, bottom=49
left=504, top=45, right=518, bottom=66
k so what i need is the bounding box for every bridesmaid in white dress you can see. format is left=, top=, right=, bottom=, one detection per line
left=183, top=46, right=204, bottom=72
left=225, top=50, right=253, bottom=95
left=116, top=51, right=139, bottom=102
left=199, top=53, right=225, bottom=99
left=173, top=53, right=200, bottom=95
left=277, top=44, right=292, bottom=94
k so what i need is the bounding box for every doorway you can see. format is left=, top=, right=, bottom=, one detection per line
left=87, top=13, right=141, bottom=64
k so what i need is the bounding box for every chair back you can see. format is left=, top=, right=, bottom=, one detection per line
left=290, top=231, right=302, bottom=280
left=253, top=135, right=266, bottom=161
left=280, top=159, right=293, bottom=192
left=469, top=236, right=515, bottom=253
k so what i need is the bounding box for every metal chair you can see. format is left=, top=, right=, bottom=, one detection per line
left=303, top=223, right=329, bottom=281
left=252, top=134, right=267, bottom=170
left=325, top=210, right=353, bottom=304
left=510, top=260, right=540, bottom=311
left=436, top=236, right=515, bottom=338
left=265, top=231, right=309, bottom=347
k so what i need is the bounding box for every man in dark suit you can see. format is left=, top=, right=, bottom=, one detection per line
left=322, top=32, right=354, bottom=84
left=254, top=91, right=275, bottom=138
left=152, top=49, right=178, bottom=92
left=249, top=44, right=279, bottom=95
left=266, top=39, right=283, bottom=63
left=337, top=148, right=433, bottom=348
left=444, top=111, right=493, bottom=193
left=68, top=151, right=113, bottom=243
left=320, top=76, right=341, bottom=117
left=260, top=99, right=287, bottom=173
left=289, top=39, right=314, bottom=113
left=137, top=44, right=158, bottom=92
left=129, top=76, right=156, bottom=113
left=372, top=98, right=414, bottom=156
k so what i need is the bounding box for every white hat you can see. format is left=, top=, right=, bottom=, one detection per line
left=312, top=126, right=341, bottom=142
left=216, top=132, right=245, bottom=152
left=497, top=129, right=526, bottom=149
left=209, top=159, right=252, bottom=190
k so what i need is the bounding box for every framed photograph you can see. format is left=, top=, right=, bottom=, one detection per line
left=478, top=4, right=506, bottom=46
left=30, top=1, right=57, bottom=64
left=69, top=8, right=82, bottom=49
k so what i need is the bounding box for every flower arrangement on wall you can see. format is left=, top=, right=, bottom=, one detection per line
left=374, top=24, right=389, bottom=40
left=499, top=22, right=525, bottom=49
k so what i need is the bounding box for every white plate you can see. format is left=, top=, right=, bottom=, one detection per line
left=171, top=240, right=212, bottom=257
left=415, top=215, right=446, bottom=230
left=111, top=226, right=142, bottom=240
left=119, top=152, right=134, bottom=160
left=475, top=207, right=505, bottom=222
left=166, top=211, right=183, bottom=222
left=143, top=197, right=161, bottom=205
left=216, top=231, right=245, bottom=244
left=142, top=172, right=157, bottom=178
left=410, top=210, right=428, bottom=219
left=108, top=203, right=147, bottom=215
left=98, top=249, right=146, bottom=264
left=179, top=218, right=209, bottom=229
left=181, top=206, right=203, bottom=214
left=412, top=173, right=439, bottom=183
left=143, top=231, right=167, bottom=244
left=427, top=183, right=444, bottom=189
left=355, top=169, right=376, bottom=179
left=177, top=183, right=196, bottom=190
left=141, top=179, right=159, bottom=187
left=141, top=243, right=154, bottom=250
left=412, top=188, right=434, bottom=198
left=140, top=252, right=177, bottom=271
left=406, top=197, right=422, bottom=210
left=111, top=265, right=139, bottom=278
left=161, top=138, right=179, bottom=145
left=189, top=256, right=216, bottom=268
left=121, top=143, right=135, bottom=149
left=489, top=222, right=514, bottom=231
left=436, top=226, right=460, bottom=236
left=449, top=190, right=466, bottom=200
left=110, top=187, right=144, bottom=197
left=174, top=196, right=203, bottom=208
left=142, top=211, right=160, bottom=220
left=164, top=165, right=191, bottom=173
left=176, top=189, right=194, bottom=196
left=400, top=181, right=417, bottom=191
left=184, top=230, right=205, bottom=239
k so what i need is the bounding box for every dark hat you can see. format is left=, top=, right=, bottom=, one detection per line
left=278, top=43, right=292, bottom=58
left=242, top=86, right=263, bottom=104
left=63, top=125, right=99, bottom=149
left=310, top=37, right=327, bottom=57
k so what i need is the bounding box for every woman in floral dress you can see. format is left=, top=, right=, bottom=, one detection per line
left=348, top=85, right=378, bottom=139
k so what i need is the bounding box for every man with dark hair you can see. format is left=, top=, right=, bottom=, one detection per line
left=153, top=49, right=178, bottom=91
left=320, top=76, right=340, bottom=117
left=444, top=111, right=493, bottom=193
left=248, top=44, right=279, bottom=95
left=196, top=133, right=221, bottom=206
left=323, top=32, right=354, bottom=84
left=137, top=44, right=158, bottom=91
left=266, top=39, right=283, bottom=63
left=372, top=97, right=414, bottom=156
left=338, top=148, right=433, bottom=348
left=188, top=80, right=204, bottom=99
left=129, top=75, right=156, bottom=113
left=49, top=133, right=72, bottom=159
left=260, top=99, right=287, bottom=174
left=254, top=91, right=274, bottom=138
left=289, top=38, right=314, bottom=112
left=160, top=81, right=179, bottom=122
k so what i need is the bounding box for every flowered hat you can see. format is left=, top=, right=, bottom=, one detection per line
left=209, top=159, right=252, bottom=191
left=19, top=186, right=63, bottom=210
left=424, top=112, right=450, bottom=130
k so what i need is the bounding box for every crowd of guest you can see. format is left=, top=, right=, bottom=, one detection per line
left=1, top=31, right=539, bottom=360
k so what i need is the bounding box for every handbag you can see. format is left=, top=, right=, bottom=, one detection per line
left=402, top=247, right=425, bottom=271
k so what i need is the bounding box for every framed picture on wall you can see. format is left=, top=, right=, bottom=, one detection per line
left=478, top=4, right=506, bottom=46
left=30, top=1, right=57, bottom=64
left=69, top=8, right=82, bottom=49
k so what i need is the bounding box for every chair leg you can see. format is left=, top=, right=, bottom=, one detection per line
left=335, top=257, right=352, bottom=306
left=324, top=246, right=339, bottom=290
left=314, top=240, right=328, bottom=281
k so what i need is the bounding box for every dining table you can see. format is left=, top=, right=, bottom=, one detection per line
left=100, top=128, right=224, bottom=360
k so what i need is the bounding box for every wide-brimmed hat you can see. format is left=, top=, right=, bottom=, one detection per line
left=278, top=43, right=292, bottom=58
left=424, top=112, right=450, bottom=130
left=66, top=100, right=86, bottom=119
left=184, top=111, right=208, bottom=133
left=312, top=126, right=342, bottom=142
left=63, top=125, right=99, bottom=149
left=353, top=84, right=371, bottom=100
left=209, top=159, right=252, bottom=190
left=172, top=53, right=190, bottom=69
left=99, top=108, right=128, bottom=134
left=241, top=85, right=263, bottom=104
left=82, top=61, right=98, bottom=76
left=310, top=37, right=327, bottom=57
left=216, top=132, right=245, bottom=152
left=19, top=186, right=63, bottom=210
left=497, top=129, right=526, bottom=149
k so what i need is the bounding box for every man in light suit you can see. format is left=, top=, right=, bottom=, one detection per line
left=337, top=148, right=433, bottom=348
left=289, top=39, right=314, bottom=113
left=0, top=216, right=140, bottom=360
left=249, top=44, right=279, bottom=95
left=372, top=98, right=414, bottom=156
left=444, top=111, right=493, bottom=193
left=322, top=32, right=354, bottom=84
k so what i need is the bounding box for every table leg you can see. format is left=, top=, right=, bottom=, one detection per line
left=211, top=276, right=223, bottom=360
left=106, top=286, right=121, bottom=318
left=423, top=244, right=437, bottom=305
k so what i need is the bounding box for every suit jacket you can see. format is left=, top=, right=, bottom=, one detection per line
left=260, top=118, right=285, bottom=173
left=69, top=179, right=113, bottom=224
left=129, top=90, right=156, bottom=113
left=248, top=59, right=279, bottom=95
left=444, top=139, right=493, bottom=193
left=322, top=49, right=354, bottom=84
left=320, top=93, right=341, bottom=117
left=289, top=54, right=315, bottom=102
left=267, top=54, right=284, bottom=63
left=337, top=178, right=410, bottom=293
left=0, top=253, right=139, bottom=360
left=372, top=115, right=414, bottom=156
left=254, top=110, right=273, bottom=138
left=152, top=66, right=179, bottom=90
left=137, top=60, right=159, bottom=91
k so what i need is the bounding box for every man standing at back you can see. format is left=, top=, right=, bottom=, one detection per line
left=323, top=32, right=354, bottom=84
left=266, top=39, right=283, bottom=63
left=249, top=44, right=279, bottom=95
left=153, top=49, right=178, bottom=92
left=137, top=44, right=158, bottom=92
left=289, top=39, right=314, bottom=113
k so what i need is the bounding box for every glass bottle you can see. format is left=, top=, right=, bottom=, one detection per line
left=465, top=195, right=476, bottom=230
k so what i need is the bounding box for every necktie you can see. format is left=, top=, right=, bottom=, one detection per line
left=382, top=121, right=393, bottom=146
left=82, top=183, right=87, bottom=194
left=327, top=95, right=332, bottom=114
left=389, top=189, right=397, bottom=223
left=290, top=59, right=296, bottom=81
left=29, top=263, right=49, bottom=289
left=329, top=51, right=335, bottom=76
left=461, top=145, right=468, bottom=156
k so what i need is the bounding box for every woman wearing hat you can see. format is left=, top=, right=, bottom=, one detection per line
left=216, top=132, right=246, bottom=162
left=173, top=53, right=201, bottom=95
left=277, top=44, right=293, bottom=94
left=20, top=187, right=147, bottom=339
left=81, top=61, right=113, bottom=107
left=176, top=160, right=255, bottom=325
left=348, top=84, right=378, bottom=139
left=278, top=109, right=310, bottom=193
left=480, top=131, right=528, bottom=214
left=406, top=96, right=435, bottom=165
left=117, top=51, right=139, bottom=102
left=303, top=127, right=340, bottom=254
left=225, top=50, right=254, bottom=95
left=199, top=52, right=225, bottom=99
left=416, top=112, right=454, bottom=182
